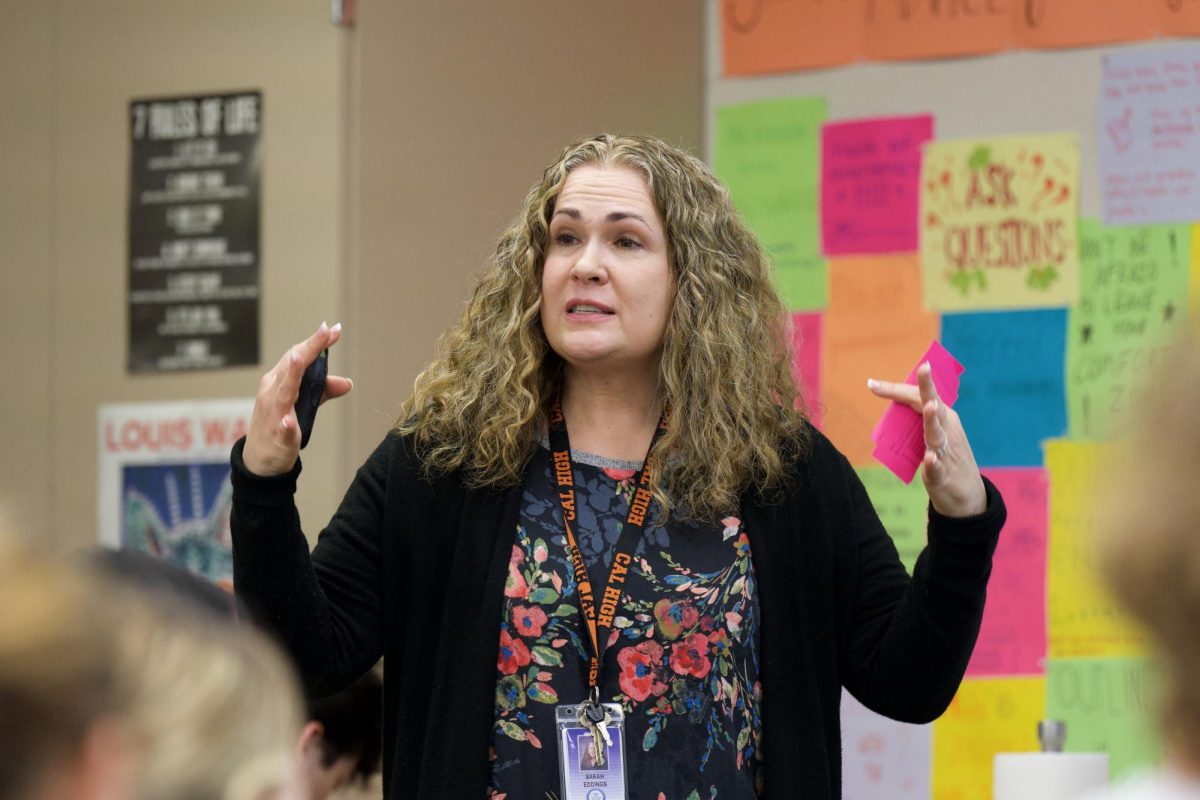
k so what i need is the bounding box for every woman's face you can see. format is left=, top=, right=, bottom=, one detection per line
left=540, top=164, right=674, bottom=378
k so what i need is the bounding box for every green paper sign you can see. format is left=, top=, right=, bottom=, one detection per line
left=857, top=465, right=928, bottom=574
left=1045, top=657, right=1161, bottom=778
left=1067, top=221, right=1191, bottom=441
left=715, top=97, right=828, bottom=311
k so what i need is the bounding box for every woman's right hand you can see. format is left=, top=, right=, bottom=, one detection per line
left=243, top=322, right=353, bottom=476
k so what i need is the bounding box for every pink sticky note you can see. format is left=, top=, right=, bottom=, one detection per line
left=821, top=115, right=933, bottom=256
left=871, top=341, right=965, bottom=483
left=791, top=312, right=823, bottom=429
left=965, top=468, right=1048, bottom=677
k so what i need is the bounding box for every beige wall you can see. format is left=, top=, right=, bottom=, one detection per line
left=346, top=1, right=705, bottom=462
left=0, top=1, right=703, bottom=551
left=0, top=2, right=54, bottom=542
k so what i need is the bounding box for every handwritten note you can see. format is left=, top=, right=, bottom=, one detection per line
left=871, top=341, right=965, bottom=484
left=865, top=0, right=1010, bottom=61
left=791, top=312, right=824, bottom=428
left=967, top=468, right=1048, bottom=678
left=1045, top=658, right=1161, bottom=777
left=1067, top=221, right=1191, bottom=441
left=1161, top=0, right=1200, bottom=35
left=716, top=98, right=828, bottom=310
left=856, top=466, right=929, bottom=573
left=922, top=134, right=1080, bottom=311
left=1100, top=44, right=1200, bottom=226
left=721, top=0, right=863, bottom=76
left=821, top=256, right=939, bottom=466
left=821, top=115, right=933, bottom=256
left=841, top=689, right=931, bottom=800
left=940, top=310, right=1068, bottom=467
left=1015, top=0, right=1154, bottom=49
left=1045, top=440, right=1148, bottom=658
left=932, top=677, right=1046, bottom=800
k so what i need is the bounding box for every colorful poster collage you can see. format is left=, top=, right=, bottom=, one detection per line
left=715, top=42, right=1200, bottom=797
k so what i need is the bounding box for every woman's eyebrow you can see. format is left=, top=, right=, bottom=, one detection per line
left=553, top=207, right=652, bottom=226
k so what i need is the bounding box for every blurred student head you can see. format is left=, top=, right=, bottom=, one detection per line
left=0, top=535, right=134, bottom=800
left=1096, top=327, right=1200, bottom=769
left=112, top=590, right=304, bottom=800
left=0, top=535, right=305, bottom=800
left=295, top=670, right=384, bottom=799
left=84, top=547, right=383, bottom=800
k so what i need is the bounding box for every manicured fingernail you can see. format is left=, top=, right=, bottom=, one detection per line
left=346, top=378, right=354, bottom=391
left=320, top=321, right=329, bottom=332
left=867, top=379, right=879, bottom=391
left=280, top=416, right=290, bottom=430
left=331, top=322, right=342, bottom=334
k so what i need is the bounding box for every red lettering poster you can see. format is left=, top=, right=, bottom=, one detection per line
left=921, top=133, right=1081, bottom=310
left=98, top=398, right=252, bottom=588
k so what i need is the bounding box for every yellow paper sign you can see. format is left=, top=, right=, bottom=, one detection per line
left=1045, top=439, right=1147, bottom=658
left=1191, top=223, right=1200, bottom=317
left=921, top=134, right=1080, bottom=311
left=932, top=676, right=1046, bottom=800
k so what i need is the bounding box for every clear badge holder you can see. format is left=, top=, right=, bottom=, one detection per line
left=555, top=702, right=627, bottom=800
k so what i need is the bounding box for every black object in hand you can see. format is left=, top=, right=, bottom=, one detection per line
left=295, top=348, right=328, bottom=449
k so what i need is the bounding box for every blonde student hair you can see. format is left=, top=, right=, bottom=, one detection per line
left=0, top=533, right=304, bottom=800
left=112, top=591, right=305, bottom=800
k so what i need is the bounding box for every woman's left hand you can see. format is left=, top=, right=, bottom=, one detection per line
left=868, top=363, right=987, bottom=518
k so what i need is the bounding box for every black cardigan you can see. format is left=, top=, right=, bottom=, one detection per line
left=230, top=425, right=1005, bottom=799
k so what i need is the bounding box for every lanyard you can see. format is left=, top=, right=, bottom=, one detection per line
left=547, top=400, right=668, bottom=697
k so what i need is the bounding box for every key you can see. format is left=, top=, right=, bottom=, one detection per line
left=579, top=703, right=610, bottom=768
left=594, top=709, right=613, bottom=758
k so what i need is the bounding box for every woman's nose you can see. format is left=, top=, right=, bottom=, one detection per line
left=570, top=240, right=608, bottom=283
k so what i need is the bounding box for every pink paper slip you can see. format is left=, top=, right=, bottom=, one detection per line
left=871, top=341, right=965, bottom=483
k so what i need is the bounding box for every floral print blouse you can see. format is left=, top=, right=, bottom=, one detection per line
left=487, top=444, right=763, bottom=800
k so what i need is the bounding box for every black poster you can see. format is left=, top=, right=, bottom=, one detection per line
left=128, top=91, right=261, bottom=372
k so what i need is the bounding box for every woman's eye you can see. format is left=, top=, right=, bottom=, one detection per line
left=616, top=236, right=641, bottom=249
left=554, top=232, right=578, bottom=246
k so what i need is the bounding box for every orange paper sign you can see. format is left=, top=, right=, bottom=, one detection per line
left=1162, top=0, right=1200, bottom=35
left=1015, top=0, right=1156, bottom=48
left=865, top=0, right=1011, bottom=61
left=820, top=255, right=939, bottom=466
left=722, top=0, right=864, bottom=77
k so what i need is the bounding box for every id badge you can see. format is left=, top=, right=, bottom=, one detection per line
left=555, top=702, right=627, bottom=800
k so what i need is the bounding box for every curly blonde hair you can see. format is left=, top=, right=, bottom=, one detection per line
left=398, top=133, right=809, bottom=520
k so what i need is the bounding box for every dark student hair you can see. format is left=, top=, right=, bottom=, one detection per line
left=307, top=669, right=384, bottom=785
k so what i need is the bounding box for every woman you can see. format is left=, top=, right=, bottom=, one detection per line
left=232, top=134, right=1005, bottom=799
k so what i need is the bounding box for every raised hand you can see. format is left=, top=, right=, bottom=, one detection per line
left=242, top=322, right=352, bottom=476
left=868, top=363, right=987, bottom=518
